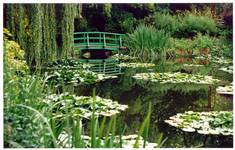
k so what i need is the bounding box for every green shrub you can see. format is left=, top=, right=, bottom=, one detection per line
left=171, top=38, right=193, bottom=50
left=168, top=38, right=194, bottom=56
left=125, top=24, right=170, bottom=60
left=153, top=12, right=180, bottom=35
left=120, top=17, right=137, bottom=33
left=192, top=33, right=215, bottom=50
left=118, top=12, right=138, bottom=33
left=179, top=14, right=218, bottom=36
left=169, top=34, right=222, bottom=57
left=211, top=36, right=233, bottom=58
left=3, top=28, right=28, bottom=73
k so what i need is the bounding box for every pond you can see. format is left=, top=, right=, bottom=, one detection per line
left=51, top=57, right=233, bottom=148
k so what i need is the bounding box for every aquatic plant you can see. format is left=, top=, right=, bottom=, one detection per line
left=45, top=59, right=96, bottom=70
left=125, top=24, right=170, bottom=60
left=133, top=72, right=220, bottom=84
left=165, top=111, right=233, bottom=136
left=211, top=56, right=233, bottom=64
left=216, top=84, right=233, bottom=95
left=111, top=54, right=137, bottom=61
left=55, top=100, right=162, bottom=148
left=43, top=93, right=128, bottom=119
left=57, top=132, right=157, bottom=148
left=219, top=66, right=233, bottom=74
left=183, top=64, right=204, bottom=67
left=46, top=69, right=117, bottom=86
left=118, top=62, right=155, bottom=68
left=46, top=59, right=81, bottom=68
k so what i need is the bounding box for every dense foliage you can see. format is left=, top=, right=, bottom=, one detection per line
left=4, top=4, right=80, bottom=67
left=3, top=3, right=233, bottom=148
left=3, top=28, right=28, bottom=73
left=4, top=4, right=233, bottom=63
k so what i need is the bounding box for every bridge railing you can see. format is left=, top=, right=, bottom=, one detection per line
left=74, top=32, right=125, bottom=51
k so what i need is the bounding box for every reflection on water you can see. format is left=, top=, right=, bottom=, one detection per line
left=72, top=57, right=233, bottom=147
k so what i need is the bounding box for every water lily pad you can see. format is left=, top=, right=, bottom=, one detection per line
left=197, top=130, right=210, bottom=135
left=44, top=93, right=128, bottom=119
left=133, top=72, right=220, bottom=85
left=118, top=62, right=155, bottom=68
left=111, top=54, right=137, bottom=60
left=219, top=66, right=233, bottom=74
left=165, top=111, right=233, bottom=136
left=182, top=127, right=195, bottom=132
left=183, top=64, right=204, bottom=67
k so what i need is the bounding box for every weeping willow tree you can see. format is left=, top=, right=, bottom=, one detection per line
left=41, top=4, right=57, bottom=62
left=16, top=4, right=27, bottom=50
left=60, top=4, right=77, bottom=58
left=28, top=4, right=43, bottom=68
left=4, top=4, right=26, bottom=49
left=5, top=4, right=16, bottom=39
left=4, top=3, right=81, bottom=68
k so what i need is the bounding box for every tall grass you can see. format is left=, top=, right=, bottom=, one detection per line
left=125, top=24, right=170, bottom=60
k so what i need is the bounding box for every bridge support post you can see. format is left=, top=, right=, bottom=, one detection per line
left=103, top=33, right=106, bottom=48
left=86, top=33, right=89, bottom=48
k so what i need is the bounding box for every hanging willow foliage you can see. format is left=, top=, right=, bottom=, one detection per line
left=103, top=4, right=112, bottom=17
left=61, top=4, right=77, bottom=59
left=41, top=4, right=57, bottom=62
left=4, top=4, right=27, bottom=49
left=5, top=4, right=16, bottom=40
left=4, top=4, right=81, bottom=69
left=28, top=4, right=43, bottom=68
left=15, top=4, right=27, bottom=50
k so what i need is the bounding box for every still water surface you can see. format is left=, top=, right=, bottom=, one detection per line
left=73, top=57, right=232, bottom=147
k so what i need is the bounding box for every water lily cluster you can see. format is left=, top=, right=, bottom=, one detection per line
left=46, top=59, right=94, bottom=69
left=111, top=54, right=137, bottom=60
left=165, top=111, right=233, bottom=136
left=219, top=66, right=233, bottom=74
left=46, top=69, right=118, bottom=86
left=211, top=57, right=233, bottom=64
left=183, top=64, right=204, bottom=67
left=118, top=62, right=155, bottom=68
left=195, top=54, right=212, bottom=60
left=44, top=93, right=128, bottom=119
left=195, top=55, right=232, bottom=65
left=216, top=84, right=233, bottom=95
left=133, top=72, right=220, bottom=84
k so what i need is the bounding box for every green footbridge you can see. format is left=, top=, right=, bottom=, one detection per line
left=74, top=32, right=125, bottom=75
left=74, top=32, right=125, bottom=51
